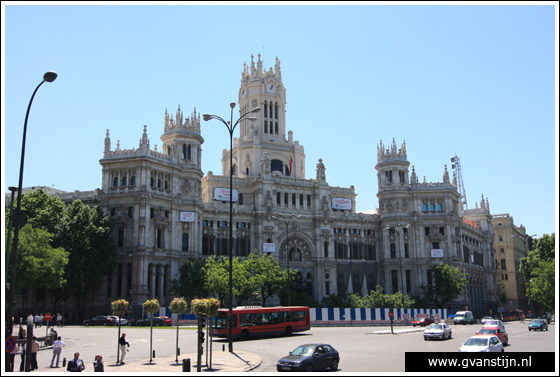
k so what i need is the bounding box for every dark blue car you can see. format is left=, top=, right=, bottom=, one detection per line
left=276, top=343, right=339, bottom=372
left=528, top=319, right=548, bottom=331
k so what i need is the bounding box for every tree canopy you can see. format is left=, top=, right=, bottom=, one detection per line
left=520, top=233, right=555, bottom=312
left=419, top=264, right=467, bottom=308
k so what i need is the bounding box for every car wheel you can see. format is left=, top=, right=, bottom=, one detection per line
left=449, top=332, right=452, bottom=339
left=424, top=337, right=428, bottom=341
left=241, top=330, right=249, bottom=341
left=85, top=322, right=90, bottom=326
left=331, top=359, right=339, bottom=371
left=305, top=364, right=313, bottom=372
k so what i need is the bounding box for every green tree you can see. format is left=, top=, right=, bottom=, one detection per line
left=527, top=259, right=555, bottom=311
left=520, top=233, right=555, bottom=313
left=169, top=257, right=209, bottom=302
left=321, top=294, right=348, bottom=308
left=14, top=223, right=69, bottom=291
left=19, top=188, right=66, bottom=234
left=419, top=264, right=467, bottom=308
left=246, top=251, right=290, bottom=307
left=203, top=256, right=229, bottom=303
left=55, top=201, right=117, bottom=301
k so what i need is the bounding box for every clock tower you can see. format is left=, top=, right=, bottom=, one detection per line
left=222, top=54, right=306, bottom=179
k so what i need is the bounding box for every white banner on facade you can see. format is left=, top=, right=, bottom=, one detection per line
left=213, top=187, right=238, bottom=202
left=263, top=243, right=276, bottom=253
left=179, top=211, right=195, bottom=222
left=331, top=197, right=352, bottom=210
left=431, top=249, right=444, bottom=258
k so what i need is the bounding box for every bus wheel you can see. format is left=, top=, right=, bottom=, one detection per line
left=285, top=326, right=293, bottom=336
left=241, top=330, right=249, bottom=341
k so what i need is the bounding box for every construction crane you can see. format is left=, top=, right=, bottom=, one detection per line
left=450, top=154, right=467, bottom=209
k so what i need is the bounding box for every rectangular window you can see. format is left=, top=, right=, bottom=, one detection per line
left=501, top=259, right=507, bottom=270
left=118, top=227, right=125, bottom=248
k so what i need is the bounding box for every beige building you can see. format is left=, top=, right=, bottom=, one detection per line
left=491, top=214, right=534, bottom=314
left=8, top=54, right=500, bottom=321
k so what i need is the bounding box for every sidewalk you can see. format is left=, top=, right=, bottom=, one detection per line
left=369, top=327, right=425, bottom=335
left=33, top=350, right=261, bottom=373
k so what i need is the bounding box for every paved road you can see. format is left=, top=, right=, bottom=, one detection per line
left=14, top=321, right=555, bottom=373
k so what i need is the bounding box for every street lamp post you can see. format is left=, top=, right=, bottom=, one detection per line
left=5, top=72, right=57, bottom=352
left=203, top=103, right=260, bottom=353
left=272, top=214, right=301, bottom=306
left=512, top=233, right=536, bottom=314
left=386, top=224, right=410, bottom=309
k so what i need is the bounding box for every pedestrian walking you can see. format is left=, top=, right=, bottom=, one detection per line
left=57, top=313, right=62, bottom=327
left=9, top=343, right=17, bottom=372
left=39, top=313, right=44, bottom=327
left=30, top=336, right=40, bottom=370
left=19, top=340, right=26, bottom=372
left=93, top=355, right=104, bottom=372
left=67, top=352, right=85, bottom=372
left=118, top=333, right=130, bottom=365
left=34, top=314, right=39, bottom=328
left=50, top=336, right=66, bottom=368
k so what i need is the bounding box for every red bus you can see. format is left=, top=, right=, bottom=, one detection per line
left=212, top=306, right=310, bottom=340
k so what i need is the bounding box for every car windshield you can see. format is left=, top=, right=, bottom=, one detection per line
left=486, top=321, right=500, bottom=325
left=464, top=338, right=488, bottom=347
left=455, top=315, right=464, bottom=319
left=291, top=346, right=314, bottom=356
left=478, top=329, right=495, bottom=335
left=427, top=324, right=442, bottom=330
left=530, top=319, right=542, bottom=324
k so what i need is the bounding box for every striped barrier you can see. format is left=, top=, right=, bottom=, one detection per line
left=309, top=308, right=447, bottom=326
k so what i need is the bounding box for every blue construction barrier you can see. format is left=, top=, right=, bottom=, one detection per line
left=309, top=308, right=447, bottom=326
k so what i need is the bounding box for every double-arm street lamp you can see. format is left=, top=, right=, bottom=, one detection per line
left=5, top=71, right=57, bottom=372
left=386, top=223, right=410, bottom=309
left=272, top=214, right=301, bottom=306
left=512, top=233, right=536, bottom=314
left=203, top=103, right=260, bottom=353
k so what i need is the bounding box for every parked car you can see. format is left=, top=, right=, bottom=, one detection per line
left=109, top=316, right=128, bottom=326
left=138, top=317, right=171, bottom=327
left=476, top=327, right=508, bottom=345
left=412, top=317, right=434, bottom=327
left=158, top=316, right=173, bottom=326
left=482, top=319, right=505, bottom=330
left=528, top=319, right=548, bottom=331
left=423, top=323, right=452, bottom=340
left=453, top=311, right=475, bottom=325
left=458, top=335, right=504, bottom=352
left=277, top=344, right=340, bottom=372
left=83, top=316, right=116, bottom=326
left=481, top=316, right=494, bottom=324
left=122, top=316, right=137, bottom=326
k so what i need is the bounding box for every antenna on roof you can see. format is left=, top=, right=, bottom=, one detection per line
left=450, top=154, right=467, bottom=210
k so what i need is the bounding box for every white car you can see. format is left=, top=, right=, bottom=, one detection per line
left=109, top=316, right=127, bottom=326
left=424, top=323, right=452, bottom=340
left=481, top=316, right=493, bottom=324
left=482, top=319, right=504, bottom=329
left=459, top=335, right=504, bottom=352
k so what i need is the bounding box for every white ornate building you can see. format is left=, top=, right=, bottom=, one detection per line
left=10, top=54, right=500, bottom=321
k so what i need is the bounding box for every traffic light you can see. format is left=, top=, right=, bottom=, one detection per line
left=201, top=314, right=206, bottom=328
left=198, top=330, right=205, bottom=344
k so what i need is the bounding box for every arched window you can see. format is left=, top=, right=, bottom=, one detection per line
left=164, top=180, right=168, bottom=190
left=157, top=179, right=162, bottom=189
left=232, top=164, right=237, bottom=176
left=122, top=176, right=127, bottom=186
left=430, top=203, right=435, bottom=211
left=423, top=203, right=428, bottom=211
left=182, top=144, right=187, bottom=159
left=284, top=193, right=288, bottom=205
left=131, top=176, right=136, bottom=186
left=113, top=177, right=119, bottom=187
left=271, top=159, right=283, bottom=174
left=150, top=177, right=154, bottom=187
left=499, top=235, right=503, bottom=241
left=277, top=193, right=281, bottom=205
left=437, top=203, right=443, bottom=211
left=292, top=194, right=296, bottom=206
left=187, top=144, right=191, bottom=160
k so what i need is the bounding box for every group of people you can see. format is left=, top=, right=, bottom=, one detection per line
left=8, top=329, right=129, bottom=372
left=20, top=313, right=64, bottom=327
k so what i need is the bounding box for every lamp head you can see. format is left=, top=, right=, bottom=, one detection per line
left=202, top=114, right=212, bottom=121
left=43, top=71, right=58, bottom=83
left=250, top=107, right=261, bottom=113
left=230, top=102, right=236, bottom=109
left=247, top=117, right=257, bottom=122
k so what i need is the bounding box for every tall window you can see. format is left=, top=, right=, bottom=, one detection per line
left=130, top=176, right=136, bottom=186
left=500, top=259, right=507, bottom=270
left=182, top=233, right=188, bottom=251
left=113, top=177, right=119, bottom=187
left=391, top=270, right=399, bottom=294
left=390, top=243, right=396, bottom=258
left=385, top=170, right=393, bottom=183
left=118, top=228, right=125, bottom=248
left=404, top=243, right=409, bottom=258
left=122, top=176, right=127, bottom=186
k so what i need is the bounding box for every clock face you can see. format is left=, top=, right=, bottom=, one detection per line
left=266, top=83, right=276, bottom=93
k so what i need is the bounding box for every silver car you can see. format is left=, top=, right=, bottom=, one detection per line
left=423, top=323, right=452, bottom=340
left=459, top=335, right=504, bottom=352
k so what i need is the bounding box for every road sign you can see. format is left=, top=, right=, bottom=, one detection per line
left=388, top=311, right=394, bottom=318
left=6, top=336, right=17, bottom=353
left=44, top=313, right=52, bottom=321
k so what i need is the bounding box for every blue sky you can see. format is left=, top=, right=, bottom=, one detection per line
left=2, top=3, right=558, bottom=238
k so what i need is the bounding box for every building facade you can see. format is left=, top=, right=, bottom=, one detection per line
left=491, top=214, right=534, bottom=314
left=9, top=54, right=500, bottom=321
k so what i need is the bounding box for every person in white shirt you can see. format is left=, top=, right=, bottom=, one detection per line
left=51, top=336, right=66, bottom=368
